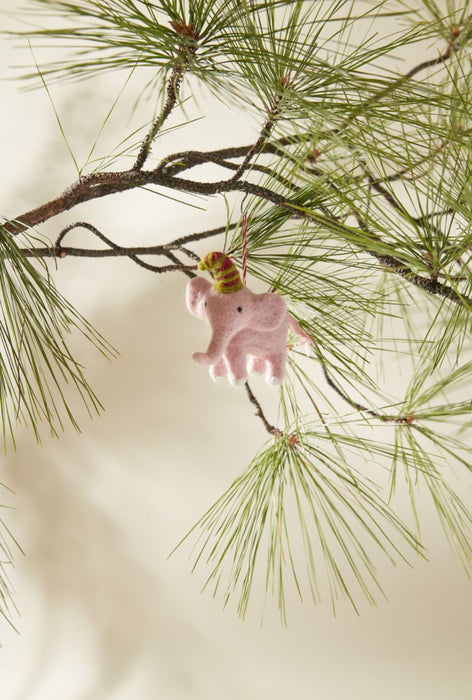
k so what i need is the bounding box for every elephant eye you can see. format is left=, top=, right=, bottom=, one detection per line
left=204, top=302, right=208, bottom=307
left=237, top=306, right=243, bottom=313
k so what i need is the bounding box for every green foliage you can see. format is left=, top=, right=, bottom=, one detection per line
left=182, top=425, right=423, bottom=621
left=0, top=225, right=113, bottom=446
left=0, top=489, right=19, bottom=630
left=16, top=0, right=300, bottom=90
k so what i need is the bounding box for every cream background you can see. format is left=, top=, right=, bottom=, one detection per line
left=1, top=1, right=471, bottom=698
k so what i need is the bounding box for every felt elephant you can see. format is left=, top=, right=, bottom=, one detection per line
left=186, top=252, right=312, bottom=385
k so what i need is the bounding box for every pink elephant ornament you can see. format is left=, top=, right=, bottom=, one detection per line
left=186, top=251, right=312, bottom=385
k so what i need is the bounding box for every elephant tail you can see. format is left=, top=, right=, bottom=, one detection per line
left=288, top=315, right=313, bottom=346
left=198, top=251, right=243, bottom=294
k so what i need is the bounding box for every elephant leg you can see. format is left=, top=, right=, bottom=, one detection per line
left=266, top=352, right=287, bottom=385
left=247, top=355, right=266, bottom=376
left=209, top=357, right=227, bottom=382
left=225, top=344, right=248, bottom=386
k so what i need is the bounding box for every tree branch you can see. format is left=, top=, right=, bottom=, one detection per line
left=19, top=221, right=234, bottom=275
left=6, top=163, right=472, bottom=308
left=56, top=222, right=197, bottom=275
left=403, top=24, right=463, bottom=80
left=132, top=63, right=184, bottom=170
left=313, top=344, right=415, bottom=425
left=244, top=382, right=280, bottom=437
left=132, top=23, right=198, bottom=171
left=160, top=151, right=298, bottom=191
left=375, top=253, right=471, bottom=306
left=229, top=89, right=285, bottom=183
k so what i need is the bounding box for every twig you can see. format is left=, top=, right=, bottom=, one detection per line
left=414, top=208, right=454, bottom=225
left=132, top=63, right=184, bottom=170
left=54, top=221, right=197, bottom=276
left=244, top=382, right=280, bottom=436
left=174, top=244, right=200, bottom=262
left=19, top=223, right=233, bottom=263
left=314, top=344, right=415, bottom=425
left=374, top=252, right=471, bottom=306
left=156, top=136, right=309, bottom=177
left=361, top=168, right=449, bottom=246
left=158, top=146, right=254, bottom=175
left=160, top=248, right=195, bottom=279
left=402, top=26, right=463, bottom=80
left=229, top=90, right=285, bottom=183
left=164, top=223, right=235, bottom=247
left=324, top=26, right=466, bottom=142
left=161, top=151, right=298, bottom=191
left=132, top=22, right=198, bottom=171
left=384, top=135, right=456, bottom=183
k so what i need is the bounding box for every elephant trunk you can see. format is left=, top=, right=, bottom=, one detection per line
left=193, top=327, right=231, bottom=366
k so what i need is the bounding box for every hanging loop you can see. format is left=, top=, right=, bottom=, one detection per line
left=240, top=193, right=249, bottom=286
left=241, top=211, right=248, bottom=286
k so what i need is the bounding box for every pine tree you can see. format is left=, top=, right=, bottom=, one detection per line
left=1, top=0, right=472, bottom=627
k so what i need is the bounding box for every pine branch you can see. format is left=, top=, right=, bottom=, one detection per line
left=132, top=61, right=185, bottom=171
left=313, top=344, right=415, bottom=425
left=228, top=87, right=286, bottom=183
left=317, top=22, right=468, bottom=144
left=403, top=24, right=463, bottom=80
left=6, top=161, right=472, bottom=309
left=244, top=381, right=280, bottom=437
left=132, top=22, right=198, bottom=171
left=18, top=222, right=232, bottom=268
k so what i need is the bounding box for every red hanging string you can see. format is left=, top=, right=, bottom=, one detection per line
left=241, top=211, right=248, bottom=286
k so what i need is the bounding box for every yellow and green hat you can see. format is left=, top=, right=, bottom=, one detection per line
left=198, top=251, right=243, bottom=294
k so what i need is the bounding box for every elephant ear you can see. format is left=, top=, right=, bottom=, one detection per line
left=252, top=292, right=287, bottom=331
left=186, top=277, right=212, bottom=318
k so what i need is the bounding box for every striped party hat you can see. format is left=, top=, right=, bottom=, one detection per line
left=198, top=252, right=243, bottom=294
